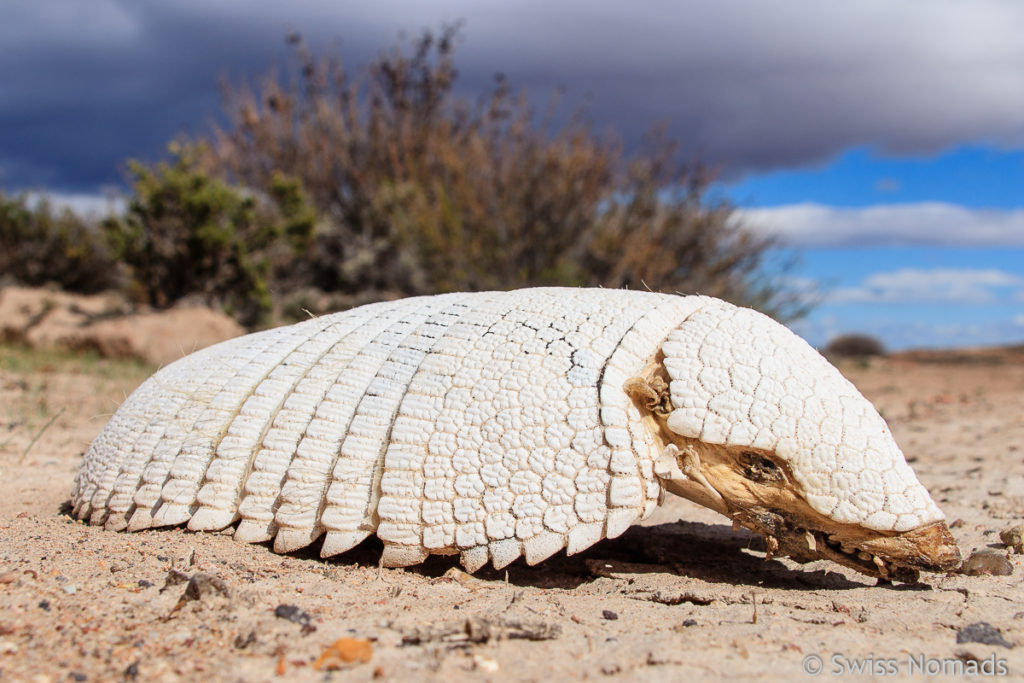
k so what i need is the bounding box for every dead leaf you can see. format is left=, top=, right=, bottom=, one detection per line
left=313, top=638, right=373, bottom=670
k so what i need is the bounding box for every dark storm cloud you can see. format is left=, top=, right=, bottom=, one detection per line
left=2, top=0, right=1023, bottom=192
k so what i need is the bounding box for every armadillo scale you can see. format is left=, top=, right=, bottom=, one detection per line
left=71, top=287, right=950, bottom=575
left=72, top=289, right=706, bottom=568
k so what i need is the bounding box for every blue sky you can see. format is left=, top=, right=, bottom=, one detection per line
left=2, top=1, right=1023, bottom=350
left=726, top=146, right=1024, bottom=208
left=721, top=146, right=1024, bottom=349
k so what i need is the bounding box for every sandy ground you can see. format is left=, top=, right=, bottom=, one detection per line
left=1, top=342, right=1022, bottom=682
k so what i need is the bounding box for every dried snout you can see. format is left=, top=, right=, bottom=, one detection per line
left=648, top=435, right=960, bottom=582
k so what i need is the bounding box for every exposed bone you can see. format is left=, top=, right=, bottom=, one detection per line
left=678, top=446, right=725, bottom=505
left=653, top=444, right=684, bottom=481
left=653, top=443, right=724, bottom=507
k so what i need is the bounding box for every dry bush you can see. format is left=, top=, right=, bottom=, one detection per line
left=200, top=25, right=806, bottom=321
left=824, top=333, right=886, bottom=358
left=0, top=192, right=120, bottom=293
left=102, top=144, right=317, bottom=326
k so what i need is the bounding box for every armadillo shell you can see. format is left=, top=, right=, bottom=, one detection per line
left=70, top=288, right=710, bottom=570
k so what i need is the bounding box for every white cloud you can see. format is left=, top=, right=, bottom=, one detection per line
left=25, top=191, right=125, bottom=218
left=830, top=268, right=1023, bottom=304
left=1014, top=314, right=1024, bottom=327
left=737, top=202, right=1024, bottom=247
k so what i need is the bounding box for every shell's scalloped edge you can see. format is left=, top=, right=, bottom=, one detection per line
left=69, top=499, right=644, bottom=572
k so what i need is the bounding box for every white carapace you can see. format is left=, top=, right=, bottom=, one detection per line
left=71, top=288, right=959, bottom=580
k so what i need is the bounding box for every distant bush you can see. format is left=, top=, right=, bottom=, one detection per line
left=102, top=144, right=317, bottom=326
left=195, top=24, right=806, bottom=321
left=12, top=24, right=809, bottom=327
left=0, top=192, right=120, bottom=293
left=824, top=333, right=886, bottom=358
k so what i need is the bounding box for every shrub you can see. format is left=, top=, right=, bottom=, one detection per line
left=824, top=333, right=886, bottom=358
left=0, top=192, right=120, bottom=293
left=103, top=144, right=317, bottom=326
left=199, top=25, right=806, bottom=321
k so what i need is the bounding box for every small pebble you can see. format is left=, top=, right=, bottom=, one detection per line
left=473, top=654, right=500, bottom=673
left=602, top=610, right=619, bottom=621
left=182, top=573, right=230, bottom=601
left=62, top=584, right=77, bottom=595
left=956, top=622, right=1015, bottom=649
left=960, top=549, right=1013, bottom=576
left=999, top=524, right=1024, bottom=554
left=274, top=604, right=311, bottom=627
left=234, top=631, right=257, bottom=649
left=162, top=569, right=191, bottom=590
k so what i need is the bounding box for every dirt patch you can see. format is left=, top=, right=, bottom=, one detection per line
left=1, top=343, right=1023, bottom=681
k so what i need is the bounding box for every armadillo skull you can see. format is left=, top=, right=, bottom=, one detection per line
left=70, top=288, right=959, bottom=581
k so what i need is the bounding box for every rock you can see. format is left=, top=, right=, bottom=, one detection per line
left=960, top=549, right=1013, bottom=576
left=273, top=604, right=312, bottom=628
left=999, top=524, right=1024, bottom=554
left=0, top=286, right=124, bottom=343
left=473, top=654, right=500, bottom=673
left=0, top=286, right=244, bottom=365
left=175, top=573, right=230, bottom=604
left=161, top=569, right=191, bottom=591
left=956, top=622, right=1014, bottom=649
left=76, top=306, right=244, bottom=365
